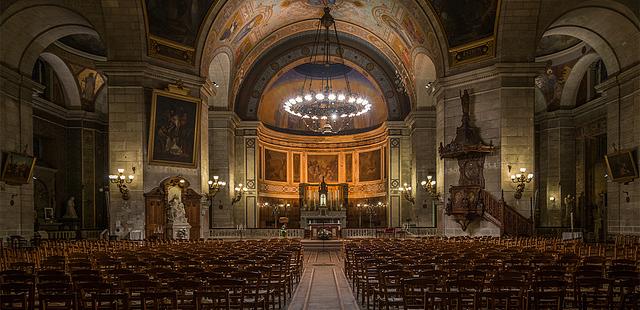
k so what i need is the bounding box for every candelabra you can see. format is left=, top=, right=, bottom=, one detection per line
left=420, top=175, right=440, bottom=200
left=397, top=183, right=415, bottom=204
left=206, top=176, right=226, bottom=201
left=231, top=183, right=248, bottom=205
left=108, top=167, right=135, bottom=200
left=357, top=201, right=384, bottom=228
left=510, top=167, right=534, bottom=199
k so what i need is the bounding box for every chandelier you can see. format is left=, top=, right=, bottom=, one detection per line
left=282, top=7, right=371, bottom=134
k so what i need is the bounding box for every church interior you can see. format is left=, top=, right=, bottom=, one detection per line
left=0, top=0, right=639, bottom=309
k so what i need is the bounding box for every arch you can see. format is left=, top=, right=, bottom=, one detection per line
left=542, top=2, right=640, bottom=75
left=0, top=4, right=99, bottom=74
left=560, top=52, right=600, bottom=108
left=208, top=52, right=232, bottom=109
left=413, top=52, right=437, bottom=109
left=38, top=52, right=82, bottom=108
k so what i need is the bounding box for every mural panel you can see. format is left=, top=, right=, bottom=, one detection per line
left=265, top=149, right=288, bottom=182
left=359, top=149, right=381, bottom=182
left=307, top=154, right=338, bottom=183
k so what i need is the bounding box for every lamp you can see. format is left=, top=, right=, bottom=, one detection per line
left=397, top=183, right=415, bottom=204
left=420, top=175, right=440, bottom=200
left=231, top=183, right=248, bottom=205
left=108, top=167, right=135, bottom=200
left=206, top=176, right=227, bottom=201
left=510, top=167, right=534, bottom=199
left=357, top=201, right=385, bottom=228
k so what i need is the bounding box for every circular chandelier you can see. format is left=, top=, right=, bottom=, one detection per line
left=282, top=7, right=371, bottom=134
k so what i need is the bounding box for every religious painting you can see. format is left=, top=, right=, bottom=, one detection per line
left=148, top=90, right=201, bottom=167
left=401, top=13, right=425, bottom=45
left=605, top=150, right=638, bottom=183
left=293, top=153, right=301, bottom=182
left=77, top=68, right=105, bottom=105
left=381, top=15, right=413, bottom=48
left=1, top=152, right=36, bottom=185
left=144, top=0, right=216, bottom=47
left=359, top=149, right=381, bottom=182
left=232, top=14, right=264, bottom=45
left=307, top=154, right=338, bottom=183
left=429, top=0, right=500, bottom=47
left=345, top=153, right=353, bottom=182
left=265, top=149, right=288, bottom=182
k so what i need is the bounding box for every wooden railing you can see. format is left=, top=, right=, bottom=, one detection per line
left=208, top=228, right=304, bottom=239
left=480, top=190, right=533, bottom=236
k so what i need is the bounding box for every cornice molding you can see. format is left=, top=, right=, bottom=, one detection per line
left=32, top=96, right=107, bottom=125
left=439, top=62, right=546, bottom=89
left=96, top=62, right=206, bottom=90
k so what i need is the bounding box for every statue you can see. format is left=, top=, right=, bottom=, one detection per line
left=167, top=195, right=187, bottom=224
left=63, top=196, right=78, bottom=219
left=460, top=89, right=470, bottom=117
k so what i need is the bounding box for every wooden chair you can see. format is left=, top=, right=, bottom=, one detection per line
left=141, top=292, right=178, bottom=310
left=193, top=291, right=231, bottom=310
left=210, top=278, right=245, bottom=310
left=91, top=293, right=130, bottom=310
left=402, top=277, right=439, bottom=309
left=38, top=282, right=76, bottom=310
left=0, top=293, right=28, bottom=310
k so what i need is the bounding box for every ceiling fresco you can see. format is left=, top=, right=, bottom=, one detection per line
left=428, top=0, right=500, bottom=47
left=144, top=0, right=217, bottom=47
left=259, top=63, right=388, bottom=134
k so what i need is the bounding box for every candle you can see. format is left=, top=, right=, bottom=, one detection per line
left=570, top=212, right=574, bottom=232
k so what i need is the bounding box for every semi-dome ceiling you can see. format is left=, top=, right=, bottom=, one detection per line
left=259, top=62, right=388, bottom=135
left=142, top=0, right=501, bottom=73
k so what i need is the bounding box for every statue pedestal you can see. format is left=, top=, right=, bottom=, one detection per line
left=167, top=222, right=191, bottom=240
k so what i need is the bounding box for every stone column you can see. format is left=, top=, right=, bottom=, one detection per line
left=208, top=111, right=239, bottom=228
left=234, top=121, right=260, bottom=228
left=0, top=65, right=42, bottom=239
left=387, top=122, right=411, bottom=227
left=99, top=63, right=206, bottom=239
left=437, top=63, right=543, bottom=236
left=406, top=110, right=437, bottom=227
left=602, top=64, right=640, bottom=235
left=535, top=110, right=576, bottom=226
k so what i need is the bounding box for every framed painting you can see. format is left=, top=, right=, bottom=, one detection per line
left=307, top=154, right=338, bottom=183
left=264, top=149, right=288, bottom=182
left=44, top=207, right=54, bottom=220
left=148, top=89, right=201, bottom=167
left=359, top=149, right=382, bottom=182
left=1, top=152, right=36, bottom=185
left=605, top=149, right=638, bottom=183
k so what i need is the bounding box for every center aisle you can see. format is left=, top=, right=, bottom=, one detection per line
left=287, top=250, right=360, bottom=310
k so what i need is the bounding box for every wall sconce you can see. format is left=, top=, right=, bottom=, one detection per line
left=231, top=183, right=248, bottom=205
left=108, top=167, right=135, bottom=200
left=397, top=183, right=415, bottom=204
left=549, top=196, right=557, bottom=208
left=510, top=167, right=533, bottom=199
left=206, top=175, right=226, bottom=201
left=420, top=175, right=440, bottom=200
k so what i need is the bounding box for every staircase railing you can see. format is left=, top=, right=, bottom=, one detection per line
left=480, top=190, right=533, bottom=236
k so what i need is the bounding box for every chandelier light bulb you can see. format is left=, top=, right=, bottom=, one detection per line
left=520, top=168, right=527, bottom=173
left=304, top=94, right=313, bottom=101
left=431, top=180, right=436, bottom=186
left=331, top=114, right=337, bottom=120
left=516, top=173, right=522, bottom=178
left=117, top=168, right=124, bottom=174
left=295, top=96, right=303, bottom=102
left=119, top=175, right=126, bottom=180
left=328, top=93, right=336, bottom=100
left=348, top=97, right=356, bottom=103
left=315, top=93, right=325, bottom=100
left=356, top=97, right=363, bottom=104
left=421, top=180, right=427, bottom=186
left=208, top=180, right=213, bottom=185
left=337, top=94, right=345, bottom=101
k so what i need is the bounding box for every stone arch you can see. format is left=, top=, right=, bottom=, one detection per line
left=0, top=4, right=100, bottom=75
left=38, top=52, right=82, bottom=108
left=559, top=52, right=600, bottom=108
left=208, top=51, right=232, bottom=109
left=541, top=1, right=640, bottom=75
left=413, top=52, right=437, bottom=109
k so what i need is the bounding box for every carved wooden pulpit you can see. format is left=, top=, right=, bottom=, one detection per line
left=439, top=90, right=495, bottom=231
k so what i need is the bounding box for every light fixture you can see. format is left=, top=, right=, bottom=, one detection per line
left=356, top=201, right=385, bottom=228
left=231, top=183, right=248, bottom=205
left=510, top=167, right=534, bottom=199
left=282, top=7, right=370, bottom=134
left=420, top=175, right=440, bottom=200
left=108, top=167, right=135, bottom=200
left=206, top=176, right=227, bottom=201
left=397, top=183, right=416, bottom=204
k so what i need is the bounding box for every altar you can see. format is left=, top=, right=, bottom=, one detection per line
left=308, top=223, right=341, bottom=239
left=299, top=178, right=348, bottom=231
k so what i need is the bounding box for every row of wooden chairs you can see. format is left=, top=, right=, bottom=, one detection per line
left=344, top=238, right=640, bottom=309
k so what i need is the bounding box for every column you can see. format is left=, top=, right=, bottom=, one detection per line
left=406, top=110, right=437, bottom=227
left=387, top=122, right=411, bottom=227
left=208, top=111, right=238, bottom=228
left=234, top=121, right=260, bottom=228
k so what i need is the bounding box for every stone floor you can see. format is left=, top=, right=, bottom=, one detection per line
left=288, top=250, right=360, bottom=310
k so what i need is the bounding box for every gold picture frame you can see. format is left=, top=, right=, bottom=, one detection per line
left=148, top=89, right=201, bottom=168
left=605, top=149, right=638, bottom=183
left=1, top=152, right=37, bottom=185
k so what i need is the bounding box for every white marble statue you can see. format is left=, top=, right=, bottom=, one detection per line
left=63, top=196, right=78, bottom=219
left=167, top=195, right=188, bottom=224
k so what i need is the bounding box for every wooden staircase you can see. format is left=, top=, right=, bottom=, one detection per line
left=480, top=190, right=533, bottom=236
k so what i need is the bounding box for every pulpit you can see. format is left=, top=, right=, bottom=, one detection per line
left=144, top=176, right=202, bottom=239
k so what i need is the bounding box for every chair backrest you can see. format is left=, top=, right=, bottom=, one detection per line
left=141, top=292, right=178, bottom=310
left=91, top=293, right=130, bottom=310
left=193, top=291, right=231, bottom=310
